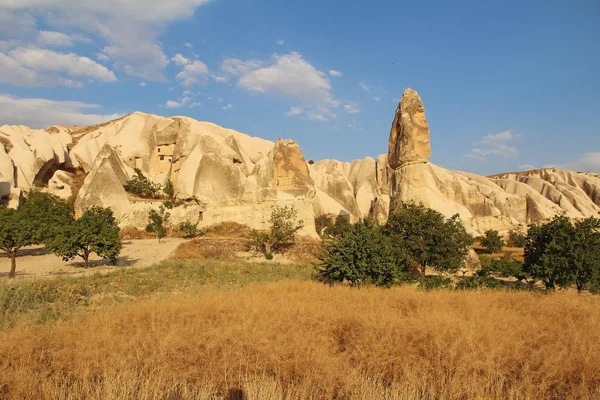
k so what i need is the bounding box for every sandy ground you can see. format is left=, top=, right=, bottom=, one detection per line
left=0, top=238, right=185, bottom=279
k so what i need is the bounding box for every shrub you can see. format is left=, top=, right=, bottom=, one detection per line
left=481, top=230, right=504, bottom=254
left=456, top=275, right=501, bottom=290
left=146, top=205, right=170, bottom=242
left=508, top=230, right=526, bottom=247
left=318, top=219, right=399, bottom=287
left=479, top=255, right=527, bottom=281
left=383, top=202, right=474, bottom=276
left=314, top=214, right=334, bottom=237
left=326, top=215, right=353, bottom=238
left=124, top=168, right=163, bottom=199
left=417, top=276, right=453, bottom=291
left=163, top=180, right=175, bottom=199
left=250, top=205, right=304, bottom=257
left=179, top=221, right=203, bottom=239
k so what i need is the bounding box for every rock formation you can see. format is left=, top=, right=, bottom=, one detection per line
left=388, top=88, right=431, bottom=168
left=0, top=92, right=599, bottom=239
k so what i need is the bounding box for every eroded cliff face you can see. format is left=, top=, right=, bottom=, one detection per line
left=1, top=94, right=598, bottom=237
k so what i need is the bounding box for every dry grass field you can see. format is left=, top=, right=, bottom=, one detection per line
left=1, top=265, right=599, bottom=399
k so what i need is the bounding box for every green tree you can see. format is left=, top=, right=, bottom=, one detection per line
left=124, top=168, right=163, bottom=199
left=318, top=219, right=399, bottom=287
left=0, top=208, right=32, bottom=278
left=250, top=205, right=304, bottom=257
left=146, top=205, right=170, bottom=242
left=314, top=214, right=334, bottom=237
left=481, top=229, right=504, bottom=254
left=326, top=214, right=353, bottom=238
left=383, top=203, right=474, bottom=276
left=20, top=191, right=73, bottom=244
left=50, top=206, right=122, bottom=268
left=524, top=215, right=600, bottom=291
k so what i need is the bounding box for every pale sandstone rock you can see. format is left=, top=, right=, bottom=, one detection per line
left=388, top=88, right=431, bottom=168
left=47, top=170, right=74, bottom=200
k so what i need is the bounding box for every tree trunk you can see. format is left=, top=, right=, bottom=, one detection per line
left=8, top=249, right=16, bottom=278
left=421, top=263, right=427, bottom=276
left=83, top=250, right=89, bottom=268
left=264, top=241, right=272, bottom=257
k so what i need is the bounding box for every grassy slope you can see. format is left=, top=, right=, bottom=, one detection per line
left=1, top=259, right=599, bottom=399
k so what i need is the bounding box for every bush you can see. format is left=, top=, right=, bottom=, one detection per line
left=163, top=180, right=175, bottom=199
left=146, top=205, right=170, bottom=242
left=124, top=168, right=163, bottom=199
left=179, top=221, right=203, bottom=239
left=508, top=230, right=526, bottom=247
left=314, top=214, right=334, bottom=237
left=479, top=255, right=527, bottom=281
left=417, top=276, right=453, bottom=291
left=481, top=230, right=504, bottom=254
left=318, top=219, right=399, bottom=287
left=250, top=205, right=304, bottom=257
left=326, top=215, right=353, bottom=238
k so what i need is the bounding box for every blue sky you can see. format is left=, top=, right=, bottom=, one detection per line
left=0, top=0, right=598, bottom=175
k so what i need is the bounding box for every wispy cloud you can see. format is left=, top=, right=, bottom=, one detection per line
left=329, top=69, right=342, bottom=77
left=464, top=130, right=521, bottom=161
left=222, top=103, right=233, bottom=110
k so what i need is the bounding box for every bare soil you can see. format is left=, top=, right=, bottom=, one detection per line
left=0, top=238, right=184, bottom=279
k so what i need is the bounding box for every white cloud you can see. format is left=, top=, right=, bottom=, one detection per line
left=564, top=152, right=600, bottom=173
left=188, top=102, right=201, bottom=108
left=359, top=82, right=371, bottom=92
left=97, top=53, right=110, bottom=62
left=0, top=93, right=121, bottom=128
left=343, top=103, right=361, bottom=114
left=37, top=31, right=74, bottom=47
left=285, top=105, right=335, bottom=121
left=176, top=60, right=209, bottom=86
left=0, top=9, right=35, bottom=38
left=165, top=100, right=182, bottom=108
left=348, top=121, right=362, bottom=130
left=373, top=96, right=380, bottom=101
left=238, top=52, right=336, bottom=106
left=220, top=58, right=263, bottom=76
left=222, top=103, right=233, bottom=110
left=139, top=82, right=147, bottom=87
left=464, top=131, right=521, bottom=161
left=185, top=42, right=192, bottom=48
left=277, top=39, right=284, bottom=46
left=0, top=0, right=211, bottom=81
left=214, top=75, right=228, bottom=83
left=329, top=69, right=342, bottom=77
left=171, top=53, right=190, bottom=66
left=0, top=46, right=116, bottom=86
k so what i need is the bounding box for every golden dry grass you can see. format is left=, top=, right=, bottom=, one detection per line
left=1, top=282, right=599, bottom=399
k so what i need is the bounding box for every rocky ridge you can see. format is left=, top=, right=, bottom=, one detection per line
left=1, top=90, right=598, bottom=237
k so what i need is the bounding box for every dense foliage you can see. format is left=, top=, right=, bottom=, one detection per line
left=383, top=203, right=474, bottom=275
left=318, top=219, right=398, bottom=287
left=524, top=215, right=600, bottom=291
left=480, top=230, right=504, bottom=254
left=179, top=220, right=202, bottom=239
left=124, top=168, right=164, bottom=199
left=250, top=205, right=304, bottom=258
left=0, top=208, right=30, bottom=278
left=507, top=230, right=527, bottom=248
left=50, top=206, right=122, bottom=268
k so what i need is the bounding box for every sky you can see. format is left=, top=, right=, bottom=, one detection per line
left=0, top=0, right=598, bottom=175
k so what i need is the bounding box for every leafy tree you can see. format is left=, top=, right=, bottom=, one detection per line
left=0, top=208, right=32, bottom=278
left=50, top=206, right=122, bottom=268
left=20, top=191, right=73, bottom=244
left=163, top=180, right=175, bottom=199
left=326, top=214, right=353, bottom=238
left=524, top=215, right=600, bottom=291
left=146, top=205, right=170, bottom=242
left=179, top=220, right=203, bottom=239
left=508, top=230, right=527, bottom=248
left=479, top=255, right=527, bottom=281
left=124, top=168, right=163, bottom=199
left=318, top=219, right=399, bottom=287
left=383, top=203, right=474, bottom=276
left=481, top=230, right=504, bottom=254
left=250, top=205, right=304, bottom=257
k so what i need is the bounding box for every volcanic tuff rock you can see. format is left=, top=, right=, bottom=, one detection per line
left=0, top=91, right=599, bottom=238
left=388, top=88, right=431, bottom=168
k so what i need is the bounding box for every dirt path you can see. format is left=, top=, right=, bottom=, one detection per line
left=0, top=238, right=185, bottom=279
